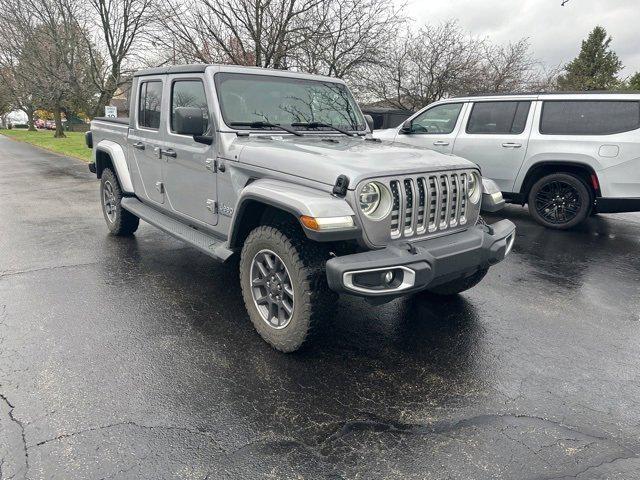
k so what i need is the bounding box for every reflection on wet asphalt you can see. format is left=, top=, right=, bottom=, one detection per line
left=0, top=135, right=639, bottom=479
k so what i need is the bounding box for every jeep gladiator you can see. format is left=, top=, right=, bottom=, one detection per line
left=87, top=64, right=515, bottom=352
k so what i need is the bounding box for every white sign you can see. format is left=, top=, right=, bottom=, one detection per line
left=105, top=106, right=117, bottom=118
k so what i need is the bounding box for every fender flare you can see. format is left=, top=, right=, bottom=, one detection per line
left=95, top=140, right=135, bottom=194
left=228, top=178, right=357, bottom=247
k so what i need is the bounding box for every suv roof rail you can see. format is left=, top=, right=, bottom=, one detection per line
left=452, top=90, right=640, bottom=98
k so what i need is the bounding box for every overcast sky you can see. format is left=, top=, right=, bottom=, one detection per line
left=402, top=0, right=640, bottom=77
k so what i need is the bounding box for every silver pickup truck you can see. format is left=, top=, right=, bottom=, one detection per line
left=87, top=64, right=515, bottom=352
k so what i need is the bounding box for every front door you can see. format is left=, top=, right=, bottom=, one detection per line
left=395, top=102, right=467, bottom=154
left=162, top=77, right=218, bottom=226
left=453, top=100, right=535, bottom=192
left=130, top=79, right=165, bottom=204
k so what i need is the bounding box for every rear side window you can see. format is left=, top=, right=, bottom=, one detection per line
left=138, top=81, right=163, bottom=129
left=540, top=101, right=640, bottom=135
left=466, top=101, right=531, bottom=134
left=170, top=80, right=209, bottom=133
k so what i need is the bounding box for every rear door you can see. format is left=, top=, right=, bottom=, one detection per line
left=395, top=102, right=467, bottom=154
left=453, top=100, right=535, bottom=192
left=129, top=78, right=166, bottom=204
left=163, top=76, right=218, bottom=226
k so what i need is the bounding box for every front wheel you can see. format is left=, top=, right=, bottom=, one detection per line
left=239, top=225, right=334, bottom=352
left=100, top=168, right=139, bottom=236
left=527, top=173, right=592, bottom=229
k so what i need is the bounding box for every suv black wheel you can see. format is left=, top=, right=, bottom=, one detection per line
left=239, top=224, right=334, bottom=353
left=425, top=268, right=489, bottom=296
left=528, top=173, right=591, bottom=229
left=100, top=168, right=139, bottom=236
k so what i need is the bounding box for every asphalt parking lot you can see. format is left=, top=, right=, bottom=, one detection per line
left=1, top=134, right=639, bottom=480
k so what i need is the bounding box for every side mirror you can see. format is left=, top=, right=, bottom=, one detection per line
left=364, top=114, right=375, bottom=132
left=400, top=119, right=412, bottom=134
left=174, top=107, right=205, bottom=136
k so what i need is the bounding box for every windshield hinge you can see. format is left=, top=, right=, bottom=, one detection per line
left=332, top=175, right=350, bottom=197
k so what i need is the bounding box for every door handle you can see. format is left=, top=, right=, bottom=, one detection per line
left=132, top=142, right=145, bottom=150
left=433, top=140, right=450, bottom=146
left=502, top=142, right=522, bottom=148
left=161, top=148, right=177, bottom=158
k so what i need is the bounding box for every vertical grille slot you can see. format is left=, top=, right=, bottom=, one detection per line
left=450, top=174, right=459, bottom=227
left=459, top=173, right=468, bottom=225
left=403, top=179, right=414, bottom=236
left=428, top=176, right=438, bottom=232
left=416, top=178, right=427, bottom=234
left=390, top=180, right=401, bottom=239
left=439, top=175, right=449, bottom=229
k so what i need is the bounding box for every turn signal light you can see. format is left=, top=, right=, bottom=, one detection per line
left=300, top=215, right=354, bottom=231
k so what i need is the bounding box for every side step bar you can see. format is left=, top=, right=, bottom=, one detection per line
left=121, top=198, right=234, bottom=262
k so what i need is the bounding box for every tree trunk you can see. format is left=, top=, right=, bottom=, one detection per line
left=53, top=106, right=65, bottom=138
left=26, top=107, right=36, bottom=131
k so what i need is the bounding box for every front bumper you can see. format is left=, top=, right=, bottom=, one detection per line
left=326, top=219, right=516, bottom=298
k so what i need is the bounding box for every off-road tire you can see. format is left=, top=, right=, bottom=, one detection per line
left=239, top=224, right=334, bottom=353
left=527, top=173, right=592, bottom=229
left=100, top=168, right=139, bottom=236
left=426, top=267, right=489, bottom=296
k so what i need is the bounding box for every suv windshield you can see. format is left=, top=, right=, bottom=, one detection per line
left=214, top=72, right=366, bottom=133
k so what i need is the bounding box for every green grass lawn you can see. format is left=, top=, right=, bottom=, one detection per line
left=0, top=129, right=92, bottom=162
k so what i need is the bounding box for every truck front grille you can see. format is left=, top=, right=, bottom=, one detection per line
left=389, top=172, right=470, bottom=240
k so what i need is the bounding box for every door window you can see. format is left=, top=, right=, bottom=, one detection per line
left=466, top=101, right=531, bottom=135
left=170, top=80, right=210, bottom=133
left=410, top=103, right=463, bottom=134
left=138, top=81, right=163, bottom=130
left=540, top=101, right=640, bottom=135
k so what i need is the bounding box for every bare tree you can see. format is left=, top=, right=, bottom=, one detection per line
left=83, top=0, right=155, bottom=118
left=295, top=0, right=404, bottom=78
left=0, top=0, right=96, bottom=137
left=158, top=0, right=324, bottom=68
left=355, top=21, right=484, bottom=110
left=474, top=39, right=538, bottom=93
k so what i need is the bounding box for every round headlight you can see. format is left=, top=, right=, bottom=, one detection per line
left=359, top=182, right=381, bottom=215
left=359, top=182, right=392, bottom=220
left=467, top=172, right=481, bottom=204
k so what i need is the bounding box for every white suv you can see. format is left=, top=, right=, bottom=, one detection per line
left=375, top=93, right=640, bottom=229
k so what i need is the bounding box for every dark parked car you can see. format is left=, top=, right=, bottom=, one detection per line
left=361, top=107, right=413, bottom=130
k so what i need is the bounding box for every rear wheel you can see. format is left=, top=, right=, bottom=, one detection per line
left=100, top=168, right=139, bottom=236
left=239, top=224, right=334, bottom=352
left=527, top=173, right=591, bottom=229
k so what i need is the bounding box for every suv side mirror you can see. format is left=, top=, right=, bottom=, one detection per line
left=400, top=120, right=413, bottom=134
left=364, top=114, right=375, bottom=132
left=174, top=107, right=205, bottom=136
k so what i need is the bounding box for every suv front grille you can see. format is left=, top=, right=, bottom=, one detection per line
left=389, top=172, right=470, bottom=240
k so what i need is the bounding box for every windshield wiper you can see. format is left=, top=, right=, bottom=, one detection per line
left=229, top=121, right=303, bottom=137
left=291, top=122, right=356, bottom=137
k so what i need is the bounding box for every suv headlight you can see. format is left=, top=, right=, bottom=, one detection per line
left=359, top=182, right=392, bottom=220
left=467, top=172, right=481, bottom=204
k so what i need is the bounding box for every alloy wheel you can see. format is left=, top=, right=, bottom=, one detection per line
left=534, top=180, right=582, bottom=224
left=250, top=249, right=295, bottom=329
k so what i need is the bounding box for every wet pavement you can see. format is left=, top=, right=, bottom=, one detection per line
left=0, top=134, right=639, bottom=480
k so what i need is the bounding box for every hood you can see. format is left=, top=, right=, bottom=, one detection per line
left=232, top=135, right=476, bottom=188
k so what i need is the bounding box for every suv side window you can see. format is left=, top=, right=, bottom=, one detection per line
left=138, top=80, right=163, bottom=130
left=466, top=101, right=531, bottom=135
left=410, top=103, right=463, bottom=134
left=170, top=80, right=210, bottom=133
left=540, top=100, right=640, bottom=135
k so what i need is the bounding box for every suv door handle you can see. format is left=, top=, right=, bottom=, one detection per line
left=133, top=142, right=145, bottom=150
left=161, top=148, right=177, bottom=158
left=433, top=140, right=450, bottom=146
left=502, top=142, right=522, bottom=148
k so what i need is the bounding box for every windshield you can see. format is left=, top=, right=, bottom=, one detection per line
left=214, top=73, right=366, bottom=132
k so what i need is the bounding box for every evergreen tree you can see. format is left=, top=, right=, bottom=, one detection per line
left=628, top=72, right=640, bottom=91
left=557, top=26, right=623, bottom=90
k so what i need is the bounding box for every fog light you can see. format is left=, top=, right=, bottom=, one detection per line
left=383, top=271, right=394, bottom=284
